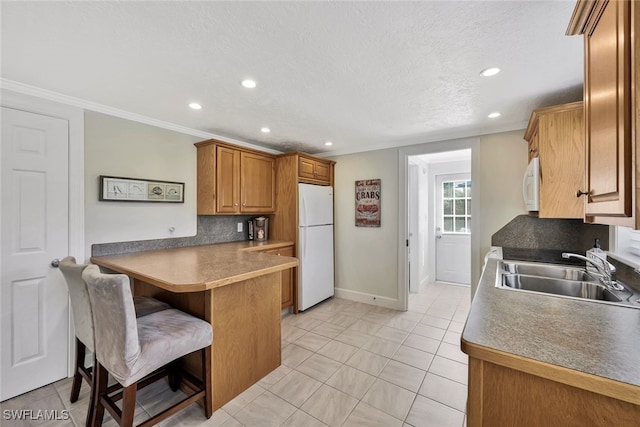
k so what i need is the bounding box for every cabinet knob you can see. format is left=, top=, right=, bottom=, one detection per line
left=242, top=203, right=246, bottom=207
left=576, top=190, right=591, bottom=198
left=234, top=203, right=238, bottom=206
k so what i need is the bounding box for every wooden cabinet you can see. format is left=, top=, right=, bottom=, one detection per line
left=196, top=140, right=275, bottom=215
left=465, top=354, right=640, bottom=426
left=298, top=154, right=333, bottom=185
left=261, top=245, right=295, bottom=309
left=567, top=0, right=639, bottom=227
left=524, top=102, right=585, bottom=219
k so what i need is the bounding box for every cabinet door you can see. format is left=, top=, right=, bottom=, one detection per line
left=584, top=0, right=632, bottom=217
left=539, top=108, right=585, bottom=219
left=216, top=146, right=240, bottom=213
left=314, top=160, right=331, bottom=183
left=241, top=152, right=275, bottom=213
left=263, top=246, right=295, bottom=309
left=298, top=156, right=317, bottom=180
left=528, top=129, right=539, bottom=162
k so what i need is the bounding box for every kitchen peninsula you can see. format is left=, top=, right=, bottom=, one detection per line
left=91, top=240, right=297, bottom=410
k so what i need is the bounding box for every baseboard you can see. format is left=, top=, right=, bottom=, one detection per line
left=334, top=288, right=401, bottom=310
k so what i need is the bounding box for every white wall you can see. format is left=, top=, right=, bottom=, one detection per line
left=331, top=130, right=528, bottom=305
left=333, top=148, right=399, bottom=303
left=84, top=111, right=200, bottom=259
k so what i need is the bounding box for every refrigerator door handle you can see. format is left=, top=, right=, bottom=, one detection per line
left=301, top=194, right=307, bottom=227
left=302, top=226, right=307, bottom=258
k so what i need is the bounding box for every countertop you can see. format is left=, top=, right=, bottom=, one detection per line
left=461, top=257, right=640, bottom=404
left=90, top=240, right=297, bottom=293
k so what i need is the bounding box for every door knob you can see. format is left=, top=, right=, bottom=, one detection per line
left=51, top=259, right=60, bottom=268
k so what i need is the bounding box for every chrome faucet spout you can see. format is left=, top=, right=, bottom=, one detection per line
left=561, top=252, right=622, bottom=291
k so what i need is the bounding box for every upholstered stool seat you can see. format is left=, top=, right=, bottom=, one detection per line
left=82, top=265, right=213, bottom=427
left=59, top=257, right=170, bottom=426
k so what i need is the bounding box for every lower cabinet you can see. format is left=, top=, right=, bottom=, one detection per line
left=261, top=245, right=295, bottom=310
left=467, top=356, right=640, bottom=426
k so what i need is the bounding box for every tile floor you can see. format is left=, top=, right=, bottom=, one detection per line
left=0, top=283, right=471, bottom=427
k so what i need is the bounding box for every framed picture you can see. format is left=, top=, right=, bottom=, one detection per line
left=99, top=175, right=184, bottom=203
left=355, top=179, right=381, bottom=227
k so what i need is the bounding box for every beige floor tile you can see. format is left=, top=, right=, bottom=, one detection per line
left=403, top=333, right=440, bottom=354
left=420, top=314, right=451, bottom=330
left=281, top=409, right=328, bottom=427
left=282, top=324, right=308, bottom=342
left=198, top=409, right=234, bottom=427
left=443, top=330, right=462, bottom=346
left=233, top=391, right=296, bottom=427
left=384, top=317, right=418, bottom=332
left=270, top=370, right=322, bottom=407
left=301, top=385, right=358, bottom=427
left=334, top=329, right=372, bottom=348
left=389, top=310, right=424, bottom=323
left=419, top=373, right=467, bottom=412
left=311, top=322, right=346, bottom=339
left=348, top=319, right=384, bottom=335
left=392, top=345, right=434, bottom=371
left=281, top=343, right=314, bottom=368
left=221, top=383, right=266, bottom=415
left=448, top=321, right=465, bottom=333
left=219, top=416, right=244, bottom=427
left=429, top=356, right=468, bottom=385
left=378, top=360, right=426, bottom=393
left=345, top=349, right=390, bottom=376
left=326, top=365, right=376, bottom=399
left=436, top=342, right=468, bottom=365
left=342, top=401, right=403, bottom=427
left=305, top=310, right=335, bottom=322
left=316, top=340, right=359, bottom=364
left=361, top=378, right=415, bottom=421
left=157, top=402, right=210, bottom=426
left=325, top=313, right=359, bottom=328
left=361, top=336, right=401, bottom=358
left=361, top=312, right=395, bottom=325
left=406, top=395, right=465, bottom=427
left=137, top=380, right=188, bottom=416
left=374, top=325, right=410, bottom=343
left=295, top=332, right=332, bottom=352
left=257, top=364, right=293, bottom=389
left=288, top=315, right=326, bottom=331
left=412, top=323, right=446, bottom=341
left=296, top=354, right=343, bottom=382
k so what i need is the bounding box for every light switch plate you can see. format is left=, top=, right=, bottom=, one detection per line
left=237, top=222, right=243, bottom=232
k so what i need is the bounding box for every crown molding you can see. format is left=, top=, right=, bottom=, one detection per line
left=0, top=79, right=282, bottom=154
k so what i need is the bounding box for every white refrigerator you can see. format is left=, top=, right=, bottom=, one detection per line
left=298, top=183, right=335, bottom=311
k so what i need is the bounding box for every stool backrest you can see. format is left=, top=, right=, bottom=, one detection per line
left=82, top=265, right=141, bottom=381
left=59, top=257, right=94, bottom=352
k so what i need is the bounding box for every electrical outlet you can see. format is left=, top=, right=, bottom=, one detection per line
left=237, top=222, right=243, bottom=232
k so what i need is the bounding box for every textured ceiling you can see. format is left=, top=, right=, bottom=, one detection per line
left=1, top=1, right=583, bottom=155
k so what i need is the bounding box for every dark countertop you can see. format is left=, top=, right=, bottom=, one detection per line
left=462, top=256, right=640, bottom=396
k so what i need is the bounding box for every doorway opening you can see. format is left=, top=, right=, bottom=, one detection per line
left=408, top=150, right=472, bottom=295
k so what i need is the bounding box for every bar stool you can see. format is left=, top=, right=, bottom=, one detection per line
left=82, top=265, right=213, bottom=427
left=59, top=257, right=170, bottom=425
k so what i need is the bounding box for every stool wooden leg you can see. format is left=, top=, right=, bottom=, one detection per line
left=90, top=363, right=108, bottom=427
left=121, top=384, right=137, bottom=427
left=167, top=360, right=181, bottom=392
left=85, top=355, right=97, bottom=427
left=203, top=346, right=212, bottom=418
left=70, top=337, right=85, bottom=403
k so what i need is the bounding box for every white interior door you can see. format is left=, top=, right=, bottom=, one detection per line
left=408, top=163, right=419, bottom=292
left=1, top=107, right=70, bottom=401
left=435, top=173, right=471, bottom=285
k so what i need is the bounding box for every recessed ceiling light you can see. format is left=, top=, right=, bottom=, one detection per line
left=241, top=79, right=257, bottom=89
left=261, top=127, right=271, bottom=133
left=480, top=67, right=501, bottom=77
left=189, top=102, right=202, bottom=110
left=488, top=112, right=501, bottom=118
left=325, top=141, right=333, bottom=146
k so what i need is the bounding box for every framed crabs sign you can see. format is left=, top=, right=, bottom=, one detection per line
left=355, top=179, right=381, bottom=227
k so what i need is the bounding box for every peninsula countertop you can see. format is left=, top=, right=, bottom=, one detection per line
left=90, top=240, right=298, bottom=293
left=461, top=257, right=640, bottom=404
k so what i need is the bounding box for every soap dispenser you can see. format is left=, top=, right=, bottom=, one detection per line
left=586, top=238, right=607, bottom=274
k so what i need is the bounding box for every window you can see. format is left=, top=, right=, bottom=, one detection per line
left=612, top=226, right=640, bottom=268
left=442, top=180, right=471, bottom=234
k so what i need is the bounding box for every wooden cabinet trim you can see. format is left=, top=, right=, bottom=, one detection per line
left=462, top=339, right=640, bottom=406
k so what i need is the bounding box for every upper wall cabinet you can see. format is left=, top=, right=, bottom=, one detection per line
left=567, top=0, right=639, bottom=227
left=298, top=154, right=333, bottom=185
left=524, top=102, right=585, bottom=219
left=195, top=140, right=275, bottom=215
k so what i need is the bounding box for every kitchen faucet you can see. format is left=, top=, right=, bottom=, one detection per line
left=561, top=252, right=624, bottom=291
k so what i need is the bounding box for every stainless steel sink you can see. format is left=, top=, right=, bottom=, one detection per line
left=495, top=260, right=640, bottom=308
left=500, top=274, right=622, bottom=302
left=499, top=260, right=597, bottom=281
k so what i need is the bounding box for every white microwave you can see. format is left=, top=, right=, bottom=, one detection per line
left=523, top=157, right=540, bottom=211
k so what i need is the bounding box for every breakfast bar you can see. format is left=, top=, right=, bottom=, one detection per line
left=91, top=240, right=298, bottom=411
